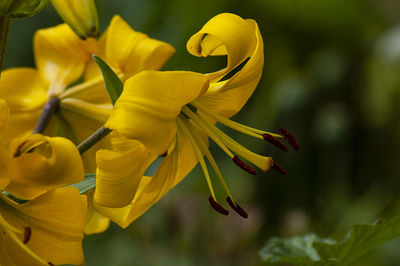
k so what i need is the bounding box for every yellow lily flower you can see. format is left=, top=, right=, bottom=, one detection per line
left=0, top=15, right=175, bottom=171
left=0, top=101, right=87, bottom=265
left=0, top=187, right=87, bottom=266
left=92, top=13, right=299, bottom=227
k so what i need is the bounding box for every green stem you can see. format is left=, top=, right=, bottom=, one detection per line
left=0, top=17, right=10, bottom=76
left=77, top=126, right=111, bottom=154
left=33, top=96, right=60, bottom=134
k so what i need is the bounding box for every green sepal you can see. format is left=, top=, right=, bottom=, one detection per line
left=260, top=216, right=400, bottom=265
left=93, top=54, right=123, bottom=105
left=0, top=0, right=50, bottom=18
left=69, top=173, right=96, bottom=194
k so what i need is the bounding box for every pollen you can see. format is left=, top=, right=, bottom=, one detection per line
left=209, top=196, right=229, bottom=215
left=232, top=155, right=257, bottom=175
left=226, top=197, right=248, bottom=218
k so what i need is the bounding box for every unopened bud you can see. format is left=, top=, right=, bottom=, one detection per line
left=51, top=0, right=99, bottom=39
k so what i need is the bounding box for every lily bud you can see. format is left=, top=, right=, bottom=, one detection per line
left=51, top=0, right=99, bottom=39
left=0, top=0, right=50, bottom=18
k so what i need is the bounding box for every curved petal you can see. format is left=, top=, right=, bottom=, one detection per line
left=103, top=15, right=175, bottom=78
left=58, top=98, right=112, bottom=172
left=0, top=68, right=47, bottom=142
left=0, top=187, right=87, bottom=266
left=94, top=138, right=157, bottom=208
left=84, top=190, right=110, bottom=235
left=6, top=135, right=84, bottom=200
left=93, top=125, right=200, bottom=228
left=0, top=99, right=9, bottom=144
left=105, top=70, right=209, bottom=154
left=0, top=146, right=11, bottom=190
left=0, top=68, right=47, bottom=111
left=187, top=14, right=264, bottom=117
left=34, top=24, right=97, bottom=95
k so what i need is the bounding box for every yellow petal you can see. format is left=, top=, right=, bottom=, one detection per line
left=0, top=68, right=47, bottom=142
left=0, top=146, right=11, bottom=190
left=58, top=98, right=112, bottom=172
left=0, top=187, right=87, bottom=265
left=34, top=24, right=97, bottom=95
left=84, top=190, right=110, bottom=235
left=93, top=125, right=199, bottom=228
left=103, top=15, right=175, bottom=78
left=105, top=70, right=209, bottom=154
left=94, top=138, right=157, bottom=207
left=187, top=14, right=264, bottom=117
left=0, top=68, right=47, bottom=111
left=0, top=99, right=9, bottom=143
left=6, top=134, right=84, bottom=199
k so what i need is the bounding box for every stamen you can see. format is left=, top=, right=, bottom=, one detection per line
left=23, top=227, right=31, bottom=244
left=263, top=133, right=288, bottom=151
left=279, top=128, right=300, bottom=151
left=48, top=263, right=55, bottom=266
left=13, top=140, right=29, bottom=157
left=191, top=102, right=281, bottom=139
left=233, top=155, right=257, bottom=175
left=271, top=161, right=287, bottom=175
left=184, top=107, right=272, bottom=172
left=209, top=196, right=229, bottom=215
left=226, top=197, right=248, bottom=218
left=183, top=118, right=236, bottom=203
left=177, top=117, right=217, bottom=199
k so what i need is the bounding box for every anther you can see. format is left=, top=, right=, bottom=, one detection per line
left=233, top=155, right=257, bottom=175
left=279, top=128, right=300, bottom=151
left=209, top=196, right=229, bottom=215
left=271, top=161, right=287, bottom=175
left=263, top=133, right=288, bottom=152
left=48, top=263, right=55, bottom=266
left=226, top=197, right=248, bottom=218
left=13, top=140, right=29, bottom=157
left=23, top=227, right=31, bottom=244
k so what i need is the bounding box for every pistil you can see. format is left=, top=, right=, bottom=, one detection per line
left=33, top=97, right=60, bottom=134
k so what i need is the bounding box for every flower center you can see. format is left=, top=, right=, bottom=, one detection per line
left=177, top=102, right=299, bottom=218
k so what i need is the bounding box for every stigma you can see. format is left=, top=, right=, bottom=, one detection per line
left=177, top=102, right=299, bottom=218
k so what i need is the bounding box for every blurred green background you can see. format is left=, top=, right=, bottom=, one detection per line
left=5, top=0, right=400, bottom=265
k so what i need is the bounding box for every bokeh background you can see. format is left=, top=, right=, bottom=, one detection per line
left=4, top=0, right=400, bottom=265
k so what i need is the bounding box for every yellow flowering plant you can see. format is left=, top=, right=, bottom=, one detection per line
left=0, top=1, right=299, bottom=263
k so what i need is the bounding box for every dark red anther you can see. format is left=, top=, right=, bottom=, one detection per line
left=233, top=155, right=257, bottom=175
left=271, top=161, right=287, bottom=175
left=209, top=196, right=229, bottom=215
left=279, top=128, right=300, bottom=151
left=48, top=263, right=55, bottom=266
left=263, top=133, right=288, bottom=152
left=13, top=140, right=29, bottom=157
left=226, top=197, right=248, bottom=218
left=23, top=227, right=31, bottom=244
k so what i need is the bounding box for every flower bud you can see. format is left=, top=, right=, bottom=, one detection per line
left=51, top=0, right=99, bottom=39
left=0, top=0, right=49, bottom=18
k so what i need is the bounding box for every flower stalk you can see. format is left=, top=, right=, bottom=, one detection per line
left=77, top=126, right=111, bottom=154
left=33, top=96, right=60, bottom=134
left=0, top=16, right=11, bottom=75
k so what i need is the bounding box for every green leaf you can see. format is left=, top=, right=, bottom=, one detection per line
left=260, top=216, right=400, bottom=265
left=260, top=234, right=336, bottom=266
left=69, top=173, right=96, bottom=194
left=92, top=54, right=123, bottom=105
